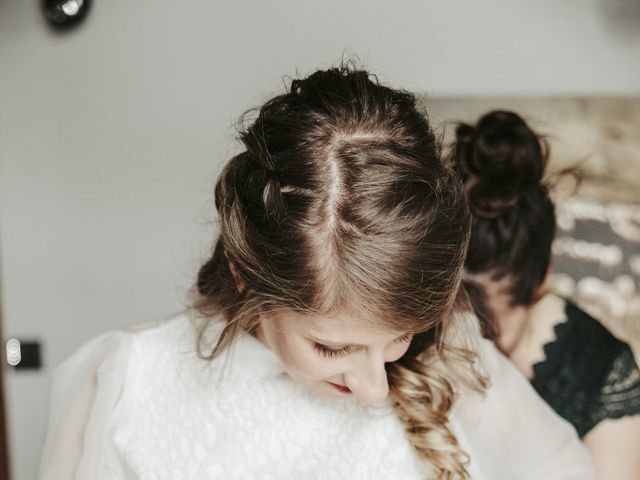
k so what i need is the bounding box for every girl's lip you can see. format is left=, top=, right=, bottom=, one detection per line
left=326, top=381, right=351, bottom=394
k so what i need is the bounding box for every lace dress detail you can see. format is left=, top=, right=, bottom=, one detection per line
left=531, top=300, right=640, bottom=437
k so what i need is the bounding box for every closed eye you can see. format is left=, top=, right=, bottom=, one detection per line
left=313, top=333, right=412, bottom=359
left=313, top=343, right=351, bottom=358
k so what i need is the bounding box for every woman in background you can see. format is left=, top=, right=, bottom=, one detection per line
left=451, top=109, right=640, bottom=479
left=40, top=69, right=594, bottom=480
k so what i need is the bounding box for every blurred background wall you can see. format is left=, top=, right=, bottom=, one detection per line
left=1, top=0, right=639, bottom=478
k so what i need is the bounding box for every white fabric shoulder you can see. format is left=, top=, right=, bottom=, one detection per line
left=38, top=313, right=287, bottom=480
left=39, top=314, right=206, bottom=480
left=39, top=326, right=133, bottom=479
left=451, top=336, right=595, bottom=480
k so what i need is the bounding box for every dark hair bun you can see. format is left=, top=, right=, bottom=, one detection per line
left=454, top=110, right=547, bottom=219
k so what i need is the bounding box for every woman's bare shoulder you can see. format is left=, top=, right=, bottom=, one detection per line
left=509, top=293, right=568, bottom=378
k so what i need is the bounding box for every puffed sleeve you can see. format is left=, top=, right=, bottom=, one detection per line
left=38, top=330, right=134, bottom=480
left=452, top=338, right=596, bottom=480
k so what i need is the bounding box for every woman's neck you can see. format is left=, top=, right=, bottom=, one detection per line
left=495, top=305, right=531, bottom=355
left=473, top=274, right=531, bottom=355
left=493, top=292, right=566, bottom=379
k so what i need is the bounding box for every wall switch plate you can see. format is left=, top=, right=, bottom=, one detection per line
left=4, top=339, right=42, bottom=370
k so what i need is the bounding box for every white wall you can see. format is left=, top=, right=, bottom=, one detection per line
left=1, top=0, right=639, bottom=478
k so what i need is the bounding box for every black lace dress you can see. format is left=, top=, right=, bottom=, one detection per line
left=530, top=300, right=640, bottom=438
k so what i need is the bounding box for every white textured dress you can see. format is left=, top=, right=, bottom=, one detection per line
left=39, top=312, right=595, bottom=480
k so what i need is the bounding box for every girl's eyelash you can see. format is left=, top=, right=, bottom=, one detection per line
left=313, top=343, right=351, bottom=358
left=314, top=334, right=412, bottom=358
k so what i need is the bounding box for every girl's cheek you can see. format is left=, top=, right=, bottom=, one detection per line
left=286, top=343, right=345, bottom=380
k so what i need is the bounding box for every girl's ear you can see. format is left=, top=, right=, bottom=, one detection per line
left=534, top=265, right=553, bottom=300
left=224, top=250, right=246, bottom=293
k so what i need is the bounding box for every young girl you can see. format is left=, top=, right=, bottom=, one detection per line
left=39, top=68, right=594, bottom=479
left=451, top=109, right=640, bottom=479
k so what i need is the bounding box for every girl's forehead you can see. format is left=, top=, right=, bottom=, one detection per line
left=277, top=308, right=406, bottom=341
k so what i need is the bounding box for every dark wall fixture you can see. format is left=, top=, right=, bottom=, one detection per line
left=42, top=0, right=91, bottom=30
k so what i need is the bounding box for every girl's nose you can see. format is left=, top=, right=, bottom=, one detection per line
left=346, top=354, right=390, bottom=406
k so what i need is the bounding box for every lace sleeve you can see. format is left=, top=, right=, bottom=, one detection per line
left=531, top=300, right=640, bottom=437
left=595, top=346, right=640, bottom=423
